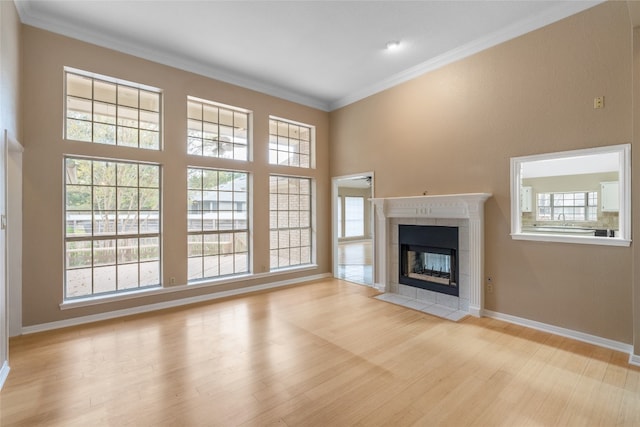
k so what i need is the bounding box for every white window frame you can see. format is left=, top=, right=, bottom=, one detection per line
left=536, top=191, right=598, bottom=222
left=268, top=116, right=315, bottom=168
left=187, top=96, right=252, bottom=161
left=187, top=167, right=250, bottom=282
left=64, top=156, right=162, bottom=300
left=269, top=175, right=314, bottom=270
left=64, top=67, right=162, bottom=150
left=510, top=144, right=631, bottom=246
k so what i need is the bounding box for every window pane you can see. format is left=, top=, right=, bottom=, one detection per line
left=140, top=90, right=160, bottom=112
left=94, top=81, right=116, bottom=103
left=140, top=261, right=160, bottom=287
left=66, top=240, right=92, bottom=269
left=94, top=101, right=116, bottom=124
left=67, top=119, right=92, bottom=142
left=66, top=268, right=92, bottom=298
left=118, top=238, right=139, bottom=264
left=118, top=86, right=138, bottom=108
left=67, top=73, right=92, bottom=98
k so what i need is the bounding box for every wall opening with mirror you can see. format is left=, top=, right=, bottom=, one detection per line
left=510, top=144, right=630, bottom=246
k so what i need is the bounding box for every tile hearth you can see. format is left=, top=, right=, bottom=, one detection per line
left=374, top=292, right=469, bottom=321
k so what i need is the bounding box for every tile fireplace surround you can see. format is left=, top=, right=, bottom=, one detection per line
left=371, top=193, right=492, bottom=319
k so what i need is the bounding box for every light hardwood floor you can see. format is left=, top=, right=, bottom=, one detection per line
left=2, top=279, right=640, bottom=426
left=337, top=240, right=373, bottom=285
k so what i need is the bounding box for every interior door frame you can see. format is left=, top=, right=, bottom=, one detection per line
left=331, top=172, right=375, bottom=284
left=1, top=130, right=23, bottom=390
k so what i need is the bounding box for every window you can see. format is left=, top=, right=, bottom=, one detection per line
left=270, top=175, right=312, bottom=269
left=187, top=97, right=249, bottom=161
left=511, top=144, right=630, bottom=246
left=268, top=117, right=313, bottom=168
left=344, top=196, right=364, bottom=237
left=187, top=168, right=249, bottom=280
left=65, top=69, right=161, bottom=149
left=537, top=192, right=597, bottom=221
left=64, top=157, right=161, bottom=298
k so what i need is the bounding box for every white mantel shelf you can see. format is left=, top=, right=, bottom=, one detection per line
left=371, top=193, right=492, bottom=317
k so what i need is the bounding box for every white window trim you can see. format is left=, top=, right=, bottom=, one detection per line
left=186, top=167, right=251, bottom=281
left=187, top=96, right=253, bottom=162
left=510, top=144, right=631, bottom=247
left=268, top=116, right=316, bottom=169
left=269, top=174, right=315, bottom=270
left=63, top=156, right=163, bottom=300
left=64, top=67, right=163, bottom=150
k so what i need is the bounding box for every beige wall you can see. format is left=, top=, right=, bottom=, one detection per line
left=330, top=2, right=633, bottom=343
left=633, top=27, right=640, bottom=357
left=21, top=26, right=330, bottom=326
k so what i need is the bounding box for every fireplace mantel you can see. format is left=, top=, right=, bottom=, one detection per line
left=371, top=193, right=491, bottom=317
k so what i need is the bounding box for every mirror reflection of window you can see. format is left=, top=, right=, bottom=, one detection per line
left=510, top=144, right=630, bottom=246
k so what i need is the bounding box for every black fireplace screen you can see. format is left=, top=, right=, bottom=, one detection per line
left=399, top=225, right=459, bottom=296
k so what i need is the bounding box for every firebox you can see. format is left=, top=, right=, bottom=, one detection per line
left=399, top=225, right=459, bottom=297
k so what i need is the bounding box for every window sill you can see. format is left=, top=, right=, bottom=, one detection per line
left=60, top=264, right=319, bottom=310
left=511, top=232, right=631, bottom=247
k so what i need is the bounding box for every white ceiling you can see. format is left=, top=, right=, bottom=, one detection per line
left=522, top=152, right=620, bottom=179
left=15, top=0, right=604, bottom=111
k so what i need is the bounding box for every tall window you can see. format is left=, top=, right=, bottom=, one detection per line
left=64, top=157, right=161, bottom=298
left=65, top=69, right=161, bottom=149
left=269, top=176, right=312, bottom=269
left=268, top=118, right=312, bottom=168
left=537, top=191, right=598, bottom=221
left=187, top=168, right=249, bottom=280
left=187, top=97, right=249, bottom=161
left=344, top=196, right=365, bottom=237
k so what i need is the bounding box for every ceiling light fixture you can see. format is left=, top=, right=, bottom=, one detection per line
left=385, top=40, right=401, bottom=51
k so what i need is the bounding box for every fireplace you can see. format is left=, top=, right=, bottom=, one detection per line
left=371, top=193, right=491, bottom=317
left=399, top=225, right=459, bottom=296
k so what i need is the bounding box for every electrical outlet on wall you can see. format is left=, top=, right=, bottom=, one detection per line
left=486, top=276, right=494, bottom=293
left=594, top=96, right=604, bottom=109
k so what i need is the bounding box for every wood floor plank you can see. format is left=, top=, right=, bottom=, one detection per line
left=1, top=278, right=639, bottom=426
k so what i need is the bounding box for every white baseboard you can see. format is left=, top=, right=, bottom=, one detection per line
left=483, top=309, right=634, bottom=360
left=22, top=273, right=331, bottom=335
left=373, top=282, right=386, bottom=292
left=629, top=353, right=640, bottom=367
left=0, top=360, right=9, bottom=391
